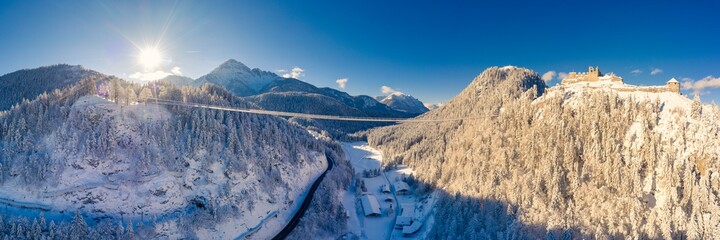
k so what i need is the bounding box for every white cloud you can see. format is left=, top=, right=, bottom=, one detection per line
left=424, top=102, right=444, bottom=110
left=336, top=78, right=348, bottom=89
left=541, top=71, right=556, bottom=82
left=631, top=69, right=643, bottom=75
left=171, top=66, right=182, bottom=75
left=282, top=67, right=304, bottom=79
left=558, top=72, right=569, bottom=80
left=129, top=66, right=182, bottom=82
left=682, top=76, right=720, bottom=95
left=129, top=70, right=173, bottom=81
left=381, top=85, right=400, bottom=95
left=650, top=68, right=663, bottom=75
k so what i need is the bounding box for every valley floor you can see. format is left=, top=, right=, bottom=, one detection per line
left=340, top=142, right=436, bottom=240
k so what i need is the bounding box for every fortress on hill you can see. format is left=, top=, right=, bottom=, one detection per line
left=561, top=66, right=680, bottom=94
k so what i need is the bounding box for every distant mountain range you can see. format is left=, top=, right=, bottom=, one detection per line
left=0, top=60, right=427, bottom=123
left=159, top=59, right=429, bottom=136
left=163, top=59, right=424, bottom=119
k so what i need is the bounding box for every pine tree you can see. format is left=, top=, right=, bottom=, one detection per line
left=48, top=221, right=57, bottom=240
left=125, top=221, right=134, bottom=239
left=31, top=219, right=41, bottom=240
left=691, top=94, right=702, bottom=119
left=116, top=221, right=124, bottom=240
left=70, top=211, right=89, bottom=240
left=136, top=86, right=153, bottom=103
left=126, top=88, right=137, bottom=105
left=39, top=212, right=46, bottom=231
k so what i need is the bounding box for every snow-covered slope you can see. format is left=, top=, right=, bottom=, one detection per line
left=0, top=64, right=105, bottom=110
left=195, top=59, right=283, bottom=96
left=378, top=92, right=429, bottom=114
left=368, top=66, right=720, bottom=238
left=0, top=78, right=332, bottom=238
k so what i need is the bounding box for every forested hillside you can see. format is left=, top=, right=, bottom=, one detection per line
left=0, top=64, right=104, bottom=111
left=368, top=66, right=720, bottom=239
left=0, top=75, right=352, bottom=239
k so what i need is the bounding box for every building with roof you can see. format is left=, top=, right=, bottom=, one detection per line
left=361, top=194, right=381, bottom=216
left=667, top=78, right=680, bottom=93
left=395, top=203, right=414, bottom=228
left=381, top=184, right=391, bottom=193
left=394, top=181, right=410, bottom=195
left=402, top=221, right=423, bottom=236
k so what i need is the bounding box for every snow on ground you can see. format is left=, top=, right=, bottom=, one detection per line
left=244, top=153, right=327, bottom=240
left=341, top=142, right=436, bottom=239
left=342, top=142, right=393, bottom=240
left=0, top=95, right=327, bottom=239
left=384, top=165, right=437, bottom=239
left=341, top=189, right=362, bottom=237
left=540, top=81, right=720, bottom=218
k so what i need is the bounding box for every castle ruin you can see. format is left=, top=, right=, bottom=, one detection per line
left=561, top=66, right=680, bottom=94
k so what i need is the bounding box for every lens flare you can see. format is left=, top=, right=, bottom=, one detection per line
left=138, top=47, right=163, bottom=69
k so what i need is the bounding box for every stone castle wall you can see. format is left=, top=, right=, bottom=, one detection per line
left=560, top=66, right=680, bottom=94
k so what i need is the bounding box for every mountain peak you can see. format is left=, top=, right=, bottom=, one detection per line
left=380, top=92, right=428, bottom=114
left=215, top=59, right=250, bottom=72
left=196, top=59, right=282, bottom=96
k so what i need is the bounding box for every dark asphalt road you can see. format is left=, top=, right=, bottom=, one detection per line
left=271, top=152, right=335, bottom=240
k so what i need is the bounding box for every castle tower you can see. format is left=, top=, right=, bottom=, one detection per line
left=587, top=66, right=600, bottom=81
left=667, top=78, right=680, bottom=94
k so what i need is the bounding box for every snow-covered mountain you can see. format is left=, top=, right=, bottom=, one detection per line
left=0, top=64, right=105, bottom=110
left=195, top=59, right=282, bottom=96
left=172, top=59, right=416, bottom=136
left=172, top=59, right=412, bottom=120
left=368, top=66, right=720, bottom=238
left=0, top=73, right=351, bottom=239
left=378, top=92, right=429, bottom=114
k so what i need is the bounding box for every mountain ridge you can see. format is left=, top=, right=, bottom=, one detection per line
left=378, top=92, right=429, bottom=114
left=158, top=59, right=417, bottom=136
left=0, top=64, right=107, bottom=111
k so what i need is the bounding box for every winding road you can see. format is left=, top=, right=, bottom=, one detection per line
left=271, top=152, right=335, bottom=240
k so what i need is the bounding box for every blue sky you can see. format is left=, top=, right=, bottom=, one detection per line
left=1, top=0, right=719, bottom=104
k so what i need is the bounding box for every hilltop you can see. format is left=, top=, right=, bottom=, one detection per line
left=0, top=64, right=106, bottom=111
left=368, top=66, right=720, bottom=239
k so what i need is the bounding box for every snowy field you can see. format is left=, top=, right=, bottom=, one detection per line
left=340, top=142, right=436, bottom=240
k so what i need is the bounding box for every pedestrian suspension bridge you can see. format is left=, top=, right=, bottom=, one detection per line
left=147, top=98, right=483, bottom=123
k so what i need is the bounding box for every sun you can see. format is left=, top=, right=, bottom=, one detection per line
left=138, top=47, right=163, bottom=69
